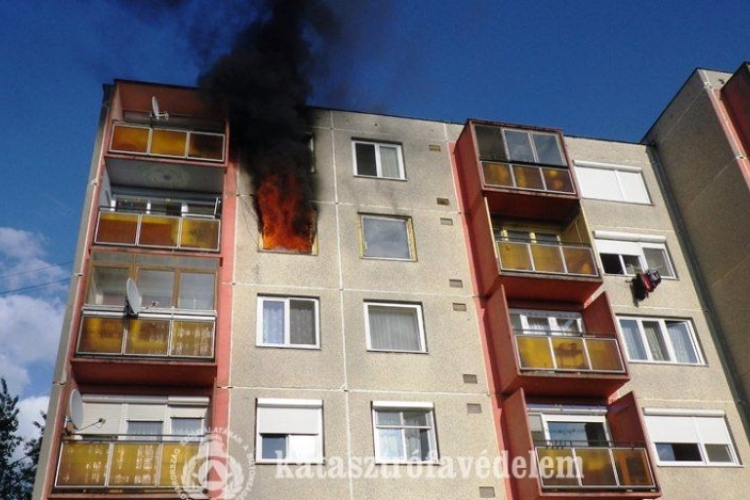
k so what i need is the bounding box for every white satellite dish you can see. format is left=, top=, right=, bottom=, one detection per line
left=151, top=96, right=169, bottom=121
left=68, top=389, right=84, bottom=430
left=125, top=277, right=142, bottom=317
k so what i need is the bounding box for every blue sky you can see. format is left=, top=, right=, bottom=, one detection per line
left=0, top=0, right=748, bottom=437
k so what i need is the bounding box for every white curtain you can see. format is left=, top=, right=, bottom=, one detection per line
left=289, top=300, right=315, bottom=345
left=666, top=322, right=698, bottom=363
left=619, top=319, right=647, bottom=360
left=262, top=300, right=285, bottom=344
left=369, top=306, right=420, bottom=351
left=643, top=321, right=668, bottom=361
left=379, top=145, right=400, bottom=178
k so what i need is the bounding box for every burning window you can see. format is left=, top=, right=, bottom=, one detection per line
left=257, top=173, right=316, bottom=253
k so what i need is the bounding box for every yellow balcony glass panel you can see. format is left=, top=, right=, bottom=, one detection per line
left=96, top=212, right=139, bottom=245
left=562, top=246, right=597, bottom=276
left=180, top=218, right=220, bottom=250
left=189, top=133, right=224, bottom=161
left=139, top=215, right=180, bottom=248
left=56, top=441, right=109, bottom=486
left=109, top=443, right=159, bottom=487
left=613, top=449, right=653, bottom=486
left=516, top=336, right=554, bottom=369
left=171, top=321, right=214, bottom=357
left=513, top=165, right=545, bottom=190
left=577, top=448, right=617, bottom=486
left=551, top=337, right=588, bottom=370
left=159, top=443, right=202, bottom=487
left=498, top=241, right=533, bottom=271
left=586, top=339, right=625, bottom=372
left=482, top=162, right=513, bottom=187
left=151, top=129, right=187, bottom=157
left=126, top=319, right=169, bottom=355
left=542, top=168, right=575, bottom=193
left=79, top=317, right=124, bottom=354
left=537, top=448, right=579, bottom=487
left=531, top=244, right=565, bottom=273
left=111, top=125, right=149, bottom=153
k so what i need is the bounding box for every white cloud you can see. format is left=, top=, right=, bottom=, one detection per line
left=12, top=395, right=49, bottom=461
left=0, top=227, right=46, bottom=260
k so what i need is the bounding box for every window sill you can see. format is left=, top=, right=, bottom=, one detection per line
left=360, top=255, right=416, bottom=262
left=627, top=360, right=706, bottom=367
left=256, top=459, right=325, bottom=465
left=655, top=461, right=742, bottom=468
left=367, top=348, right=428, bottom=355
left=354, top=174, right=408, bottom=182
left=374, top=459, right=441, bottom=466
left=256, top=344, right=321, bottom=350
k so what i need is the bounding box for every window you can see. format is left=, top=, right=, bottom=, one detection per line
left=256, top=399, right=323, bottom=463
left=528, top=411, right=610, bottom=447
left=618, top=317, right=703, bottom=365
left=644, top=411, right=738, bottom=466
left=353, top=140, right=405, bottom=179
left=574, top=161, right=650, bottom=204
left=510, top=309, right=582, bottom=335
left=372, top=402, right=437, bottom=462
left=257, top=296, right=319, bottom=348
left=360, top=215, right=415, bottom=260
left=474, top=125, right=566, bottom=166
left=595, top=233, right=675, bottom=277
left=365, top=302, right=426, bottom=352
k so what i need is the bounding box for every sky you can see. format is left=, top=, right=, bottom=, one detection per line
left=0, top=0, right=748, bottom=442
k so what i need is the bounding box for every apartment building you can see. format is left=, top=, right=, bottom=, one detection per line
left=33, top=74, right=750, bottom=500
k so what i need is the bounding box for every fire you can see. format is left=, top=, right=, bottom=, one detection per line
left=257, top=172, right=315, bottom=253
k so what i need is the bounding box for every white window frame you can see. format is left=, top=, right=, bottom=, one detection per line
left=617, top=316, right=704, bottom=365
left=528, top=410, right=611, bottom=447
left=594, top=232, right=676, bottom=278
left=644, top=409, right=739, bottom=467
left=501, top=128, right=566, bottom=166
left=372, top=401, right=438, bottom=463
left=573, top=160, right=651, bottom=204
left=509, top=309, right=583, bottom=336
left=352, top=140, right=406, bottom=179
left=364, top=302, right=427, bottom=353
left=256, top=296, right=320, bottom=349
left=359, top=214, right=416, bottom=261
left=255, top=398, right=324, bottom=464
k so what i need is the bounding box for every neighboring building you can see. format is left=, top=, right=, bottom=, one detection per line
left=33, top=72, right=750, bottom=500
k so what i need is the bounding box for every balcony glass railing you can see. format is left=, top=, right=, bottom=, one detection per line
left=496, top=238, right=598, bottom=277
left=77, top=315, right=215, bottom=359
left=110, top=123, right=225, bottom=162
left=482, top=161, right=575, bottom=194
left=514, top=330, right=625, bottom=373
left=535, top=443, right=655, bottom=490
left=95, top=208, right=220, bottom=251
left=55, top=437, right=204, bottom=489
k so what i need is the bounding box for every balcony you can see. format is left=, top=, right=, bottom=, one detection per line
left=55, top=437, right=203, bottom=491
left=71, top=314, right=217, bottom=386
left=515, top=331, right=624, bottom=374
left=95, top=208, right=220, bottom=252
left=110, top=123, right=225, bottom=162
left=482, top=161, right=575, bottom=194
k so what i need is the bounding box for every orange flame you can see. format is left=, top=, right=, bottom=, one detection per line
left=257, top=173, right=314, bottom=252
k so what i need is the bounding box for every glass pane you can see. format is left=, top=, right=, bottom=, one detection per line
left=405, top=428, right=429, bottom=460
left=512, top=164, right=545, bottom=190
left=623, top=254, right=641, bottom=274
left=644, top=247, right=674, bottom=277
left=612, top=448, right=653, bottom=486
left=516, top=336, right=554, bottom=369
left=403, top=411, right=428, bottom=427
left=643, top=321, right=669, bottom=361
left=542, top=167, right=574, bottom=193
left=79, top=317, right=125, bottom=354
left=362, top=217, right=411, bottom=259
left=666, top=321, right=698, bottom=363
left=188, top=132, right=224, bottom=161
left=290, top=299, right=316, bottom=345
left=125, top=319, right=169, bottom=355
left=180, top=218, right=220, bottom=250
left=178, top=273, right=215, bottom=310
left=551, top=337, right=588, bottom=370
left=509, top=313, right=523, bottom=332
left=262, top=300, right=285, bottom=344
left=377, top=428, right=404, bottom=460
left=475, top=125, right=507, bottom=161
left=171, top=418, right=203, bottom=439
left=96, top=212, right=138, bottom=245
left=368, top=305, right=421, bottom=351
left=111, top=125, right=149, bottom=153
left=531, top=244, right=565, bottom=273
left=498, top=241, right=533, bottom=271
left=376, top=411, right=402, bottom=425
left=379, top=145, right=401, bottom=178
left=56, top=441, right=109, bottom=486
left=577, top=448, right=617, bottom=486
left=355, top=143, right=377, bottom=176
left=482, top=162, right=513, bottom=187
left=563, top=246, right=597, bottom=275
left=656, top=442, right=701, bottom=462
left=600, top=253, right=624, bottom=274
left=88, top=267, right=129, bottom=306
left=139, top=270, right=175, bottom=308
left=262, top=435, right=287, bottom=460
left=171, top=321, right=214, bottom=357
left=109, top=442, right=159, bottom=486
left=527, top=317, right=551, bottom=333
left=151, top=129, right=187, bottom=156
left=139, top=215, right=180, bottom=248
left=532, top=133, right=565, bottom=166
left=536, top=448, right=579, bottom=487
left=504, top=130, right=535, bottom=163
left=619, top=319, right=647, bottom=360
left=586, top=339, right=624, bottom=372
left=127, top=421, right=163, bottom=440
left=150, top=201, right=182, bottom=216
left=288, top=435, right=318, bottom=461
left=705, top=444, right=733, bottom=463
left=548, top=421, right=606, bottom=447
left=159, top=443, right=201, bottom=487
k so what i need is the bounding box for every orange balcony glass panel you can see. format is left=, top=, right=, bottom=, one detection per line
left=551, top=337, right=588, bottom=370
left=151, top=128, right=188, bottom=157
left=96, top=212, right=138, bottom=245
left=189, top=132, right=224, bottom=161
left=56, top=441, right=109, bottom=487
left=577, top=448, right=618, bottom=486
left=513, top=333, right=626, bottom=374
left=171, top=321, right=214, bottom=357
left=482, top=162, right=513, bottom=187
left=513, top=165, right=545, bottom=190
left=530, top=245, right=565, bottom=273
left=125, top=319, right=170, bottom=356
left=180, top=218, right=220, bottom=250
left=498, top=240, right=599, bottom=278
left=109, top=442, right=159, bottom=486
left=613, top=448, right=654, bottom=487
left=111, top=124, right=149, bottom=154
left=542, top=167, right=575, bottom=193
left=536, top=448, right=579, bottom=487
left=562, top=246, right=598, bottom=276
left=587, top=339, right=625, bottom=372
left=78, top=317, right=125, bottom=354
left=138, top=215, right=180, bottom=247
left=498, top=241, right=533, bottom=271
left=516, top=336, right=554, bottom=369
left=158, top=443, right=202, bottom=487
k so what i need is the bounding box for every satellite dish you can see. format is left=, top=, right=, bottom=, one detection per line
left=68, top=389, right=84, bottom=430
left=151, top=96, right=169, bottom=121
left=125, top=278, right=142, bottom=317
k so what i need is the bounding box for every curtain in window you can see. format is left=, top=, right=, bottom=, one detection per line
left=666, top=322, right=698, bottom=363
left=619, top=319, right=647, bottom=360
left=368, top=306, right=420, bottom=351
left=642, top=321, right=668, bottom=361
left=379, top=146, right=400, bottom=178
left=527, top=317, right=550, bottom=334
left=290, top=300, right=315, bottom=345
left=262, top=301, right=285, bottom=344
left=377, top=428, right=403, bottom=459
